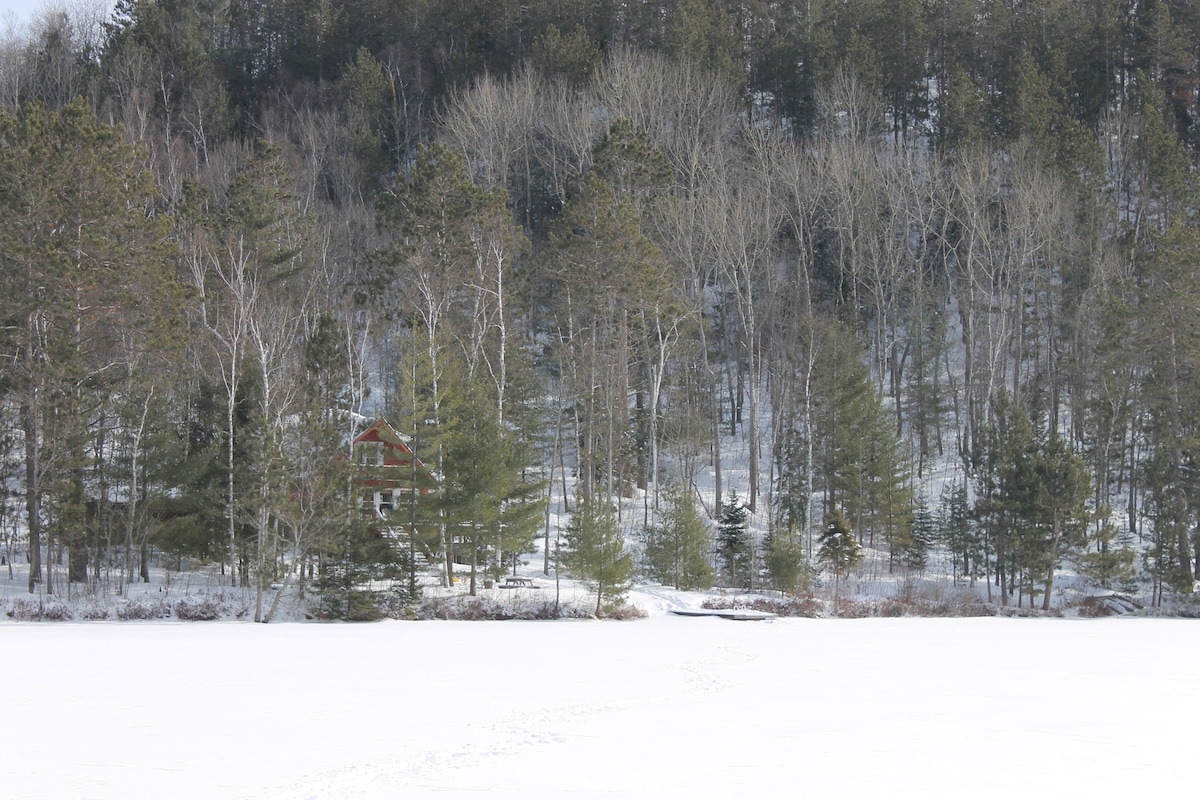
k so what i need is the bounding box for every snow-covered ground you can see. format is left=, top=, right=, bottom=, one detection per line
left=7, top=615, right=1197, bottom=799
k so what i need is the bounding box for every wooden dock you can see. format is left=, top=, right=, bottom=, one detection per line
left=668, top=608, right=776, bottom=621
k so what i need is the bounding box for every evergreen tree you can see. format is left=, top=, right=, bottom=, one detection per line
left=440, top=373, right=545, bottom=596
left=1135, top=220, right=1200, bottom=603
left=973, top=395, right=1091, bottom=608
left=528, top=24, right=601, bottom=87
left=0, top=99, right=180, bottom=592
left=336, top=47, right=391, bottom=193
left=641, top=483, right=712, bottom=590
left=772, top=432, right=810, bottom=539
left=970, top=393, right=1036, bottom=605
left=817, top=507, right=861, bottom=582
left=1026, top=431, right=1091, bottom=610
left=1079, top=521, right=1138, bottom=592
left=903, top=497, right=937, bottom=572
left=316, top=516, right=412, bottom=621
left=764, top=530, right=811, bottom=596
left=935, top=65, right=988, bottom=153
left=560, top=495, right=633, bottom=615
left=153, top=381, right=228, bottom=568
left=391, top=329, right=455, bottom=586
left=716, top=491, right=752, bottom=589
left=662, top=0, right=744, bottom=91
left=938, top=481, right=979, bottom=585
left=269, top=395, right=363, bottom=620
left=374, top=144, right=540, bottom=588
left=813, top=321, right=913, bottom=562
left=539, top=163, right=674, bottom=501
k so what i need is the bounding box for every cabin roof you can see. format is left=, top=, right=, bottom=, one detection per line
left=352, top=419, right=415, bottom=454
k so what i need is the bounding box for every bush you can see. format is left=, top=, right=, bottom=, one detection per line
left=174, top=597, right=222, bottom=621
left=79, top=604, right=111, bottom=620
left=995, top=604, right=1062, bottom=618
left=597, top=601, right=647, bottom=620
left=704, top=595, right=826, bottom=618
left=6, top=599, right=73, bottom=621
left=701, top=591, right=998, bottom=618
left=420, top=597, right=513, bottom=620
left=416, top=596, right=596, bottom=620
left=116, top=598, right=171, bottom=620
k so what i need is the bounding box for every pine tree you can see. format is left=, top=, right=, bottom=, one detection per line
left=441, top=379, right=545, bottom=596
left=936, top=65, right=987, bottom=153
left=316, top=516, right=411, bottom=621
left=539, top=166, right=675, bottom=502
left=814, top=321, right=913, bottom=560
left=716, top=491, right=752, bottom=589
left=640, top=483, right=713, bottom=590
left=662, top=0, right=744, bottom=90
left=973, top=395, right=1091, bottom=608
left=393, top=329, right=457, bottom=587
left=0, top=99, right=180, bottom=592
left=817, top=507, right=861, bottom=582
left=764, top=530, right=811, bottom=595
left=1079, top=522, right=1137, bottom=592
left=1027, top=432, right=1091, bottom=610
left=1134, top=219, right=1200, bottom=603
left=393, top=337, right=544, bottom=595
left=528, top=24, right=601, bottom=87
left=560, top=495, right=633, bottom=615
left=269, top=401, right=363, bottom=620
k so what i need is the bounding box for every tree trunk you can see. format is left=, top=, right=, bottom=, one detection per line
left=68, top=464, right=88, bottom=584
left=139, top=542, right=150, bottom=583
left=701, top=323, right=721, bottom=518
left=544, top=408, right=562, bottom=575
left=226, top=390, right=238, bottom=588
left=67, top=531, right=88, bottom=584
left=23, top=393, right=42, bottom=592
left=469, top=533, right=478, bottom=597
left=1043, top=516, right=1061, bottom=611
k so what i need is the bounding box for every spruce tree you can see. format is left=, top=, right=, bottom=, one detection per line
left=938, top=481, right=979, bottom=585
left=716, top=492, right=752, bottom=589
left=903, top=497, right=937, bottom=572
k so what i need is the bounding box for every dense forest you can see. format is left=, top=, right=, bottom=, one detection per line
left=3, top=0, right=1200, bottom=617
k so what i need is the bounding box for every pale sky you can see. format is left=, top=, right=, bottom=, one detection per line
left=1, top=0, right=113, bottom=33
left=1, top=1, right=42, bottom=28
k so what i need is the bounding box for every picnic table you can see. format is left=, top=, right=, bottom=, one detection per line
left=499, top=576, right=537, bottom=589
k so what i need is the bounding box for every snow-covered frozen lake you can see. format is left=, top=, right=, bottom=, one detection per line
left=7, top=616, right=1196, bottom=799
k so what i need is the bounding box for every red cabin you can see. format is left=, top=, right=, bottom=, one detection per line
left=352, top=419, right=435, bottom=519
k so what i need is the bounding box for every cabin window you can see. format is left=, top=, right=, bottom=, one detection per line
left=357, top=443, right=384, bottom=466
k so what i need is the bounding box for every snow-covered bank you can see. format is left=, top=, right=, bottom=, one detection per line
left=7, top=616, right=1196, bottom=799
